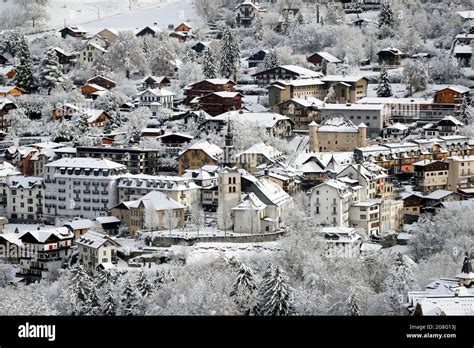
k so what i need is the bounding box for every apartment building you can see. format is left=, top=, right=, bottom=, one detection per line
left=444, top=155, right=474, bottom=191
left=413, top=160, right=450, bottom=193
left=76, top=146, right=161, bottom=175
left=43, top=158, right=128, bottom=222
left=5, top=176, right=44, bottom=223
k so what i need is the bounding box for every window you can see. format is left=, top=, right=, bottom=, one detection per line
left=360, top=214, right=367, bottom=219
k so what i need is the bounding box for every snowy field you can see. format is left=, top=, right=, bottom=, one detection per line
left=0, top=0, right=197, bottom=32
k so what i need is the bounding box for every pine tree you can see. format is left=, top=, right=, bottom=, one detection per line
left=121, top=279, right=139, bottom=316
left=39, top=48, right=64, bottom=93
left=378, top=1, right=394, bottom=29
left=75, top=112, right=91, bottom=135
left=347, top=291, right=361, bottom=316
left=231, top=263, right=258, bottom=315
left=136, top=269, right=153, bottom=297
left=96, top=269, right=112, bottom=288
left=202, top=49, right=217, bottom=79
left=459, top=96, right=472, bottom=125
left=321, top=59, right=328, bottom=75
left=262, top=50, right=279, bottom=71
left=257, top=264, right=294, bottom=316
left=14, top=36, right=34, bottom=92
left=102, top=288, right=117, bottom=316
left=219, top=26, right=240, bottom=80
left=68, top=264, right=93, bottom=315
left=296, top=12, right=304, bottom=26
left=280, top=10, right=291, bottom=35
left=376, top=65, right=393, bottom=97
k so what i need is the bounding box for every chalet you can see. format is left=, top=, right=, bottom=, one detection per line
left=86, top=75, right=116, bottom=89
left=16, top=227, right=74, bottom=283
left=413, top=160, right=450, bottom=193
left=277, top=97, right=323, bottom=130
left=136, top=26, right=160, bottom=37
left=352, top=18, right=371, bottom=28
left=195, top=92, right=243, bottom=116
left=252, top=65, right=322, bottom=86
left=307, top=52, right=342, bottom=70
left=236, top=143, right=285, bottom=173
left=51, top=103, right=110, bottom=127
left=246, top=49, right=268, bottom=68
left=184, top=79, right=236, bottom=105
left=191, top=41, right=211, bottom=54
left=169, top=22, right=193, bottom=43
left=78, top=42, right=107, bottom=64
left=87, top=110, right=111, bottom=127
left=0, top=86, right=24, bottom=97
left=0, top=97, right=17, bottom=131
left=0, top=233, right=21, bottom=263
left=453, top=44, right=472, bottom=67
left=377, top=47, right=404, bottom=67
left=59, top=26, right=87, bottom=39
left=412, top=52, right=432, bottom=60
left=381, top=122, right=409, bottom=140
left=88, top=34, right=112, bottom=49
left=141, top=75, right=171, bottom=90
left=234, top=0, right=266, bottom=28
left=401, top=192, right=424, bottom=221
left=52, top=47, right=76, bottom=72
left=433, top=85, right=470, bottom=106
left=157, top=132, right=194, bottom=156
left=422, top=190, right=465, bottom=210
left=136, top=88, right=175, bottom=111
left=94, top=216, right=122, bottom=235
left=81, top=83, right=107, bottom=99
left=177, top=139, right=223, bottom=175
left=422, top=116, right=464, bottom=138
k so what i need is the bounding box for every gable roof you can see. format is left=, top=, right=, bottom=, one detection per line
left=179, top=140, right=223, bottom=160
left=116, top=190, right=185, bottom=211
left=76, top=230, right=120, bottom=249
left=309, top=51, right=342, bottom=64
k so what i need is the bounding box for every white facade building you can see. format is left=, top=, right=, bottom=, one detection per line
left=76, top=231, right=120, bottom=272
left=43, top=158, right=128, bottom=222
left=6, top=176, right=44, bottom=223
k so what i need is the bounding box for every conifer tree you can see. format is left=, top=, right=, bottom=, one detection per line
left=121, top=279, right=139, bottom=316
left=102, top=288, right=117, bottom=316
left=14, top=36, right=34, bottom=92
left=231, top=263, right=258, bottom=315
left=254, top=13, right=264, bottom=41
left=376, top=65, right=393, bottom=97
left=347, top=290, right=361, bottom=316
left=202, top=49, right=217, bottom=79
left=39, top=48, right=64, bottom=93
left=459, top=96, right=472, bottom=125
left=219, top=26, right=240, bottom=80
left=378, top=1, right=395, bottom=29
left=257, top=263, right=294, bottom=316
left=262, top=50, right=279, bottom=71
left=137, top=269, right=153, bottom=297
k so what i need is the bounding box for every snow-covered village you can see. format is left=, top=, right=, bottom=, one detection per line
left=0, top=0, right=472, bottom=321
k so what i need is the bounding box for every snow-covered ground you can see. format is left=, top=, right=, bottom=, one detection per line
left=0, top=0, right=197, bottom=33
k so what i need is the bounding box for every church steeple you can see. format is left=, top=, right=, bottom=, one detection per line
left=223, top=119, right=236, bottom=167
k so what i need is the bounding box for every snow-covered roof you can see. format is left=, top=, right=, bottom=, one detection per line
left=458, top=10, right=474, bottom=19
left=82, top=42, right=108, bottom=53
left=138, top=88, right=175, bottom=97
left=320, top=103, right=385, bottom=111
left=179, top=140, right=223, bottom=160
left=46, top=157, right=126, bottom=170
left=424, top=190, right=457, bottom=200
left=386, top=122, right=408, bottom=131
left=445, top=155, right=474, bottom=162
left=233, top=192, right=267, bottom=211
left=7, top=176, right=43, bottom=189
left=118, top=190, right=185, bottom=211
left=357, top=97, right=434, bottom=105
left=378, top=46, right=404, bottom=55
left=0, top=233, right=23, bottom=247
left=412, top=159, right=438, bottom=167
left=320, top=227, right=361, bottom=243
left=237, top=142, right=283, bottom=161
left=31, top=141, right=63, bottom=150
left=64, top=219, right=94, bottom=230
left=20, top=227, right=73, bottom=243
left=312, top=51, right=342, bottom=64
left=204, top=78, right=233, bottom=85
left=314, top=179, right=351, bottom=196
left=0, top=97, right=15, bottom=109
left=76, top=230, right=120, bottom=250
left=86, top=109, right=108, bottom=123
left=253, top=178, right=292, bottom=207
left=284, top=97, right=324, bottom=108
left=94, top=216, right=121, bottom=224
left=321, top=74, right=367, bottom=83
left=434, top=84, right=471, bottom=94
left=118, top=174, right=199, bottom=191
left=0, top=161, right=21, bottom=178
left=437, top=115, right=464, bottom=126
left=211, top=111, right=292, bottom=129
left=453, top=45, right=472, bottom=55
left=318, top=116, right=359, bottom=133
left=279, top=65, right=321, bottom=77
left=86, top=75, right=116, bottom=84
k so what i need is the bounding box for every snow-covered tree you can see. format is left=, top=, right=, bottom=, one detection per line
left=257, top=263, right=294, bottom=316
left=51, top=118, right=75, bottom=142
left=376, top=65, right=393, bottom=97
left=402, top=59, right=429, bottom=96
left=105, top=31, right=148, bottom=78
left=136, top=269, right=153, bottom=297
left=230, top=263, right=258, bottom=315
left=202, top=49, right=218, bottom=79
left=102, top=288, right=117, bottom=316
left=325, top=4, right=343, bottom=26
left=346, top=289, right=361, bottom=316
left=5, top=108, right=31, bottom=137
left=164, top=209, right=179, bottom=236
left=254, top=12, right=264, bottom=41
left=178, top=61, right=205, bottom=87
left=121, top=278, right=139, bottom=316
left=429, top=54, right=461, bottom=83
left=219, top=25, right=240, bottom=80
left=190, top=197, right=205, bottom=237
left=120, top=107, right=151, bottom=144
left=378, top=1, right=395, bottom=37
left=14, top=36, right=34, bottom=92
left=459, top=95, right=472, bottom=126
left=38, top=48, right=64, bottom=93
left=144, top=205, right=160, bottom=231
left=262, top=49, right=279, bottom=71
